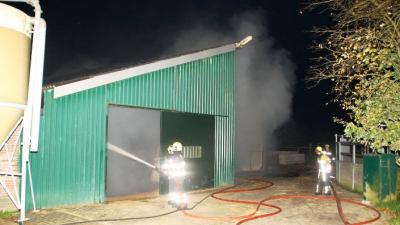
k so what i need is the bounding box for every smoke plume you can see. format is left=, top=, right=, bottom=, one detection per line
left=166, top=11, right=296, bottom=172
left=46, top=55, right=102, bottom=83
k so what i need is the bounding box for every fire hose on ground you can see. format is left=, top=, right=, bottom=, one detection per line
left=62, top=144, right=382, bottom=225
left=182, top=178, right=381, bottom=225
left=63, top=177, right=381, bottom=225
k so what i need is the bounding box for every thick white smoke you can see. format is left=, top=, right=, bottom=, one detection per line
left=165, top=11, right=296, bottom=172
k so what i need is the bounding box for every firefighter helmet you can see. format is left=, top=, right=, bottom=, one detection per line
left=315, top=146, right=323, bottom=155
left=168, top=141, right=183, bottom=154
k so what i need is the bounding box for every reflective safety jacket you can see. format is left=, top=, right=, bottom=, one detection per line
left=162, top=153, right=186, bottom=178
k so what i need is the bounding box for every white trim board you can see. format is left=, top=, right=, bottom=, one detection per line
left=53, top=44, right=236, bottom=98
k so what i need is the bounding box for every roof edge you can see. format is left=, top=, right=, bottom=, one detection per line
left=53, top=44, right=235, bottom=98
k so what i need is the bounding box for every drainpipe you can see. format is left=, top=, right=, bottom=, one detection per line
left=29, top=8, right=46, bottom=153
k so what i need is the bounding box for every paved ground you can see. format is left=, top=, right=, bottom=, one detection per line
left=1, top=170, right=392, bottom=225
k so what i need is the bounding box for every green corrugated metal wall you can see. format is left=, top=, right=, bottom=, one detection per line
left=363, top=154, right=398, bottom=202
left=28, top=51, right=235, bottom=209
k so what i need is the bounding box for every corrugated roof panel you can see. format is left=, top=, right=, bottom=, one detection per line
left=53, top=44, right=235, bottom=98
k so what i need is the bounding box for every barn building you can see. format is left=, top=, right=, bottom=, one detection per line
left=26, top=44, right=237, bottom=209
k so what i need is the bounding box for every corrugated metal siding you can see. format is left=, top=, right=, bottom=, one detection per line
left=28, top=88, right=107, bottom=209
left=107, top=67, right=177, bottom=110
left=28, top=51, right=235, bottom=209
left=215, top=116, right=235, bottom=185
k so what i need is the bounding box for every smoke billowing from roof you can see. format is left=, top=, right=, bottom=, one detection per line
left=234, top=14, right=296, bottom=171
left=165, top=11, right=296, bottom=171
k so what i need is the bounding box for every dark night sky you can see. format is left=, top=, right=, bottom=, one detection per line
left=11, top=0, right=342, bottom=146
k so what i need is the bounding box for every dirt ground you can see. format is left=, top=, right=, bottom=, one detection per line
left=1, top=169, right=392, bottom=225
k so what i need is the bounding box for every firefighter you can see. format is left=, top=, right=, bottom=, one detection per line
left=162, top=141, right=187, bottom=209
left=315, top=145, right=333, bottom=195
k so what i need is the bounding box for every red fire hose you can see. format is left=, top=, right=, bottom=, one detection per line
left=183, top=178, right=281, bottom=221
left=182, top=178, right=381, bottom=225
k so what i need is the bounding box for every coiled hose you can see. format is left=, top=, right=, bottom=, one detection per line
left=183, top=178, right=381, bottom=225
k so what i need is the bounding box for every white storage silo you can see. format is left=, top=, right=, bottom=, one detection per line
left=0, top=2, right=32, bottom=146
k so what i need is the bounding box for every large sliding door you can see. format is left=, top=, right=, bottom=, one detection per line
left=106, top=105, right=160, bottom=198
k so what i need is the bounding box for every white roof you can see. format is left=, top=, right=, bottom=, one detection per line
left=53, top=44, right=236, bottom=98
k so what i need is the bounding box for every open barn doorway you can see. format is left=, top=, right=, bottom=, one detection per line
left=106, top=105, right=160, bottom=199
left=106, top=106, right=215, bottom=198
left=160, top=112, right=215, bottom=193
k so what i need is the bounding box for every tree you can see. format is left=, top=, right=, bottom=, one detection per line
left=307, top=0, right=400, bottom=159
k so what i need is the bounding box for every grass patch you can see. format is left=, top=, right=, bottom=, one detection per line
left=376, top=201, right=400, bottom=225
left=0, top=210, right=17, bottom=219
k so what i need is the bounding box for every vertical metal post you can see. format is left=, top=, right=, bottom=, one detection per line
left=334, top=134, right=338, bottom=158
left=352, top=166, right=355, bottom=190
left=352, top=144, right=356, bottom=190
left=334, top=134, right=339, bottom=182
left=338, top=135, right=343, bottom=161
left=338, top=135, right=342, bottom=183
left=19, top=122, right=31, bottom=224
left=27, top=162, right=36, bottom=211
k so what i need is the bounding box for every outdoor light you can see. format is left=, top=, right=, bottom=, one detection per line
left=235, top=35, right=253, bottom=49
